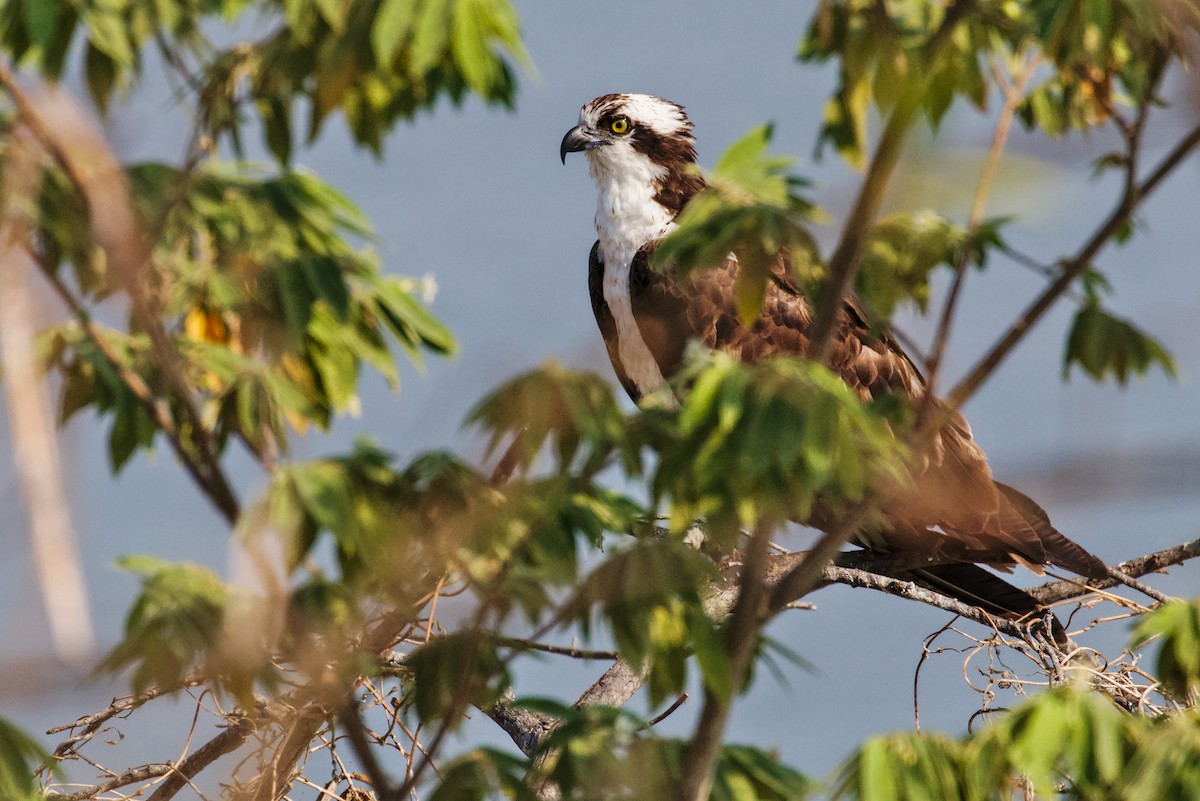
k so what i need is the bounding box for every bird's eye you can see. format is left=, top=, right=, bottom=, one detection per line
left=610, top=117, right=630, bottom=134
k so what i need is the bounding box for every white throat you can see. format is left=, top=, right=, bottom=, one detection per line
left=588, top=147, right=676, bottom=397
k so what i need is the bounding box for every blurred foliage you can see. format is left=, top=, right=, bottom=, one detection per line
left=0, top=0, right=529, bottom=158
left=799, top=0, right=1197, bottom=166
left=855, top=212, right=1006, bottom=323
left=654, top=353, right=908, bottom=536
left=833, top=684, right=1200, bottom=800
left=1064, top=299, right=1176, bottom=386
left=0, top=718, right=56, bottom=801
left=427, top=700, right=817, bottom=801
left=1132, top=599, right=1200, bottom=699
left=97, top=555, right=228, bottom=693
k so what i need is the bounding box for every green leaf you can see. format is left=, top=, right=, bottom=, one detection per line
left=713, top=745, right=815, bottom=801
left=1131, top=599, right=1200, bottom=698
left=22, top=0, right=59, bottom=52
left=562, top=540, right=718, bottom=706
left=1064, top=300, right=1177, bottom=385
left=466, top=363, right=630, bottom=476
left=429, top=747, right=535, bottom=801
left=655, top=126, right=821, bottom=320
left=98, top=557, right=228, bottom=693
left=406, top=633, right=509, bottom=724
left=0, top=717, right=56, bottom=801
left=856, top=211, right=976, bottom=321
left=654, top=354, right=907, bottom=534
left=371, top=0, right=419, bottom=62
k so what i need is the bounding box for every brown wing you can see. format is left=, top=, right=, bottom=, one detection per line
left=625, top=242, right=1105, bottom=578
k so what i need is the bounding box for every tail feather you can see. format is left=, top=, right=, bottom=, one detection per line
left=907, top=562, right=1067, bottom=644
left=994, top=482, right=1108, bottom=579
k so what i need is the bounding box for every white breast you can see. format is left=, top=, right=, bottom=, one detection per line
left=589, top=149, right=676, bottom=398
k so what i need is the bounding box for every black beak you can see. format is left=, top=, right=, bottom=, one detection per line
left=560, top=125, right=598, bottom=164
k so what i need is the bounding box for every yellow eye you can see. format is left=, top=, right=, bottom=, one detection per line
left=610, top=117, right=629, bottom=134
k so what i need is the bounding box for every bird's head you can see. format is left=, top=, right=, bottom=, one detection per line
left=560, top=93, right=702, bottom=214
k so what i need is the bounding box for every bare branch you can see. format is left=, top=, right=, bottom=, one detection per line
left=497, top=637, right=618, bottom=661
left=948, top=117, right=1200, bottom=407
left=923, top=52, right=1040, bottom=399
left=51, top=763, right=173, bottom=801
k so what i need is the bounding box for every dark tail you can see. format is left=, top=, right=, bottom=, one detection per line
left=906, top=563, right=1068, bottom=644
left=994, top=482, right=1108, bottom=580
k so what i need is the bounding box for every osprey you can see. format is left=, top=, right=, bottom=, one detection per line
left=560, top=93, right=1107, bottom=637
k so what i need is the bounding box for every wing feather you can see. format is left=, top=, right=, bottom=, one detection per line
left=591, top=238, right=1103, bottom=578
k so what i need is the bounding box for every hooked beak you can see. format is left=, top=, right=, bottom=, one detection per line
left=560, top=125, right=600, bottom=164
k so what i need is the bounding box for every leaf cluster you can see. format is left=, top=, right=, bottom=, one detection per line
left=799, top=1, right=1200, bottom=167
left=0, top=0, right=529, bottom=159
left=38, top=162, right=454, bottom=471
left=856, top=211, right=1007, bottom=324
left=1064, top=298, right=1175, bottom=386
left=655, top=125, right=822, bottom=322
left=97, top=555, right=228, bottom=692
left=834, top=682, right=1200, bottom=800
left=654, top=353, right=908, bottom=536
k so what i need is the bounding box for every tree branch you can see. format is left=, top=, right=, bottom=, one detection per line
left=145, top=717, right=255, bottom=801
left=947, top=118, right=1200, bottom=408
left=676, top=525, right=774, bottom=801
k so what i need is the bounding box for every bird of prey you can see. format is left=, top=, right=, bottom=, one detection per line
left=560, top=93, right=1107, bottom=638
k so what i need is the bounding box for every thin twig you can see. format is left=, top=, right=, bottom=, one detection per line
left=496, top=637, right=618, bottom=661
left=646, top=693, right=689, bottom=727
left=337, top=692, right=395, bottom=796
left=922, top=52, right=1040, bottom=400
left=675, top=524, right=774, bottom=801
left=948, top=118, right=1200, bottom=407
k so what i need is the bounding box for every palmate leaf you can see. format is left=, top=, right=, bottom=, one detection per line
left=833, top=685, right=1175, bottom=800
left=428, top=747, right=535, bottom=801
left=799, top=0, right=1197, bottom=167
left=466, top=362, right=634, bottom=477
left=1064, top=300, right=1176, bottom=386
left=205, top=0, right=530, bottom=160
left=0, top=717, right=57, bottom=801
left=39, top=162, right=456, bottom=464
left=831, top=732, right=980, bottom=801
left=560, top=539, right=723, bottom=706
left=654, top=125, right=822, bottom=321
left=798, top=0, right=992, bottom=167
left=1130, top=599, right=1200, bottom=699
left=38, top=322, right=159, bottom=473
left=854, top=212, right=1010, bottom=324
left=527, top=705, right=815, bottom=801
left=0, top=0, right=529, bottom=162
left=97, top=556, right=228, bottom=693
left=406, top=632, right=510, bottom=725
left=653, top=353, right=907, bottom=537
left=468, top=476, right=646, bottom=622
